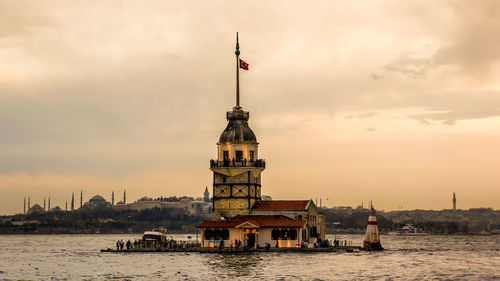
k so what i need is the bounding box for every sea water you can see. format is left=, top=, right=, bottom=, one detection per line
left=0, top=234, right=499, bottom=280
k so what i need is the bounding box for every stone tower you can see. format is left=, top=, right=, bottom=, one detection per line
left=452, top=192, right=456, bottom=210
left=210, top=33, right=265, bottom=220
left=204, top=186, right=210, bottom=203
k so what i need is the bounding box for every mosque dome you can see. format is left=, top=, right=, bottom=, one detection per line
left=27, top=204, right=45, bottom=215
left=80, top=194, right=111, bottom=212
left=89, top=195, right=106, bottom=202
left=219, top=109, right=257, bottom=143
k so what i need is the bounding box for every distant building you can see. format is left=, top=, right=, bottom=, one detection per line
left=250, top=200, right=326, bottom=239
left=79, top=195, right=112, bottom=212
left=204, top=186, right=210, bottom=203
left=187, top=201, right=212, bottom=215
left=453, top=192, right=457, bottom=211
left=113, top=196, right=165, bottom=211
left=26, top=204, right=45, bottom=215
left=51, top=206, right=63, bottom=212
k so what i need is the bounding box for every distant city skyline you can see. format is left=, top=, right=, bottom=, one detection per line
left=11, top=190, right=489, bottom=216
left=1, top=1, right=500, bottom=215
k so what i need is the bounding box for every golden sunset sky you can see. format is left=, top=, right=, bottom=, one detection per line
left=1, top=0, right=500, bottom=214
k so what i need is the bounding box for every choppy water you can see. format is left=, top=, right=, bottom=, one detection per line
left=0, top=234, right=499, bottom=280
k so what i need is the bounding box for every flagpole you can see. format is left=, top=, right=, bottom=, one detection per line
left=235, top=32, right=240, bottom=109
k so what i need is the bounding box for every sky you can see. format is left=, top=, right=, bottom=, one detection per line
left=1, top=0, right=499, bottom=215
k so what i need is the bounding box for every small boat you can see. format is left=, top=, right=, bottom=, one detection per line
left=142, top=227, right=168, bottom=243
left=397, top=224, right=429, bottom=236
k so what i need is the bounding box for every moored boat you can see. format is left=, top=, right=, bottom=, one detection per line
left=142, top=227, right=168, bottom=243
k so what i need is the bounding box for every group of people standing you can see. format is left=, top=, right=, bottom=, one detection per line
left=225, top=239, right=246, bottom=251
left=116, top=240, right=133, bottom=251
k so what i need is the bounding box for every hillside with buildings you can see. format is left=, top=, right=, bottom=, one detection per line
left=1, top=192, right=499, bottom=235
left=320, top=204, right=500, bottom=234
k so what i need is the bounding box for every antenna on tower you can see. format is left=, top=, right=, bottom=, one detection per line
left=235, top=32, right=241, bottom=110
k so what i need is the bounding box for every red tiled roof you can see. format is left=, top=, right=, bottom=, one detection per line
left=198, top=215, right=306, bottom=228
left=251, top=200, right=310, bottom=211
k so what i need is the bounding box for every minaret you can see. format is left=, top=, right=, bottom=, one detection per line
left=204, top=186, right=210, bottom=203
left=44, top=197, right=46, bottom=211
left=210, top=33, right=265, bottom=220
left=24, top=197, right=26, bottom=214
left=112, top=191, right=115, bottom=205
left=71, top=192, right=75, bottom=211
left=123, top=190, right=126, bottom=204
left=80, top=190, right=83, bottom=208
left=48, top=197, right=51, bottom=212
left=65, top=201, right=68, bottom=212
left=452, top=192, right=456, bottom=211
left=28, top=196, right=30, bottom=209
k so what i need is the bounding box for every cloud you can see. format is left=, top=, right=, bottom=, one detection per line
left=2, top=1, right=500, bottom=213
left=383, top=53, right=433, bottom=78
left=0, top=1, right=54, bottom=39
left=409, top=108, right=500, bottom=126
left=346, top=112, right=378, bottom=119
left=382, top=0, right=500, bottom=79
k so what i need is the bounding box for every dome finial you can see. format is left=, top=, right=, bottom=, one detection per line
left=235, top=32, right=240, bottom=56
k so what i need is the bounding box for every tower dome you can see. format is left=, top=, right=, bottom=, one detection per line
left=219, top=109, right=257, bottom=143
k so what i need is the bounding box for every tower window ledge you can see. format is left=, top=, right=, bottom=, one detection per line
left=210, top=159, right=265, bottom=168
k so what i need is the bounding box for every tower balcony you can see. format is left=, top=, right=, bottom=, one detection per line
left=226, top=110, right=249, bottom=120
left=210, top=159, right=265, bottom=169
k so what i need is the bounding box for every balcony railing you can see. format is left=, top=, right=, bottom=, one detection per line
left=226, top=110, right=249, bottom=120
left=210, top=159, right=265, bottom=168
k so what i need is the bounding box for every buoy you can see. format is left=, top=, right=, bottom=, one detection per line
left=362, top=203, right=384, bottom=251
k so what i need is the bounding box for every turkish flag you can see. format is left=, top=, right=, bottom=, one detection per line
left=239, top=59, right=249, bottom=70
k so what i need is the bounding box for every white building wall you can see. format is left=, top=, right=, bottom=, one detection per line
left=201, top=227, right=303, bottom=248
